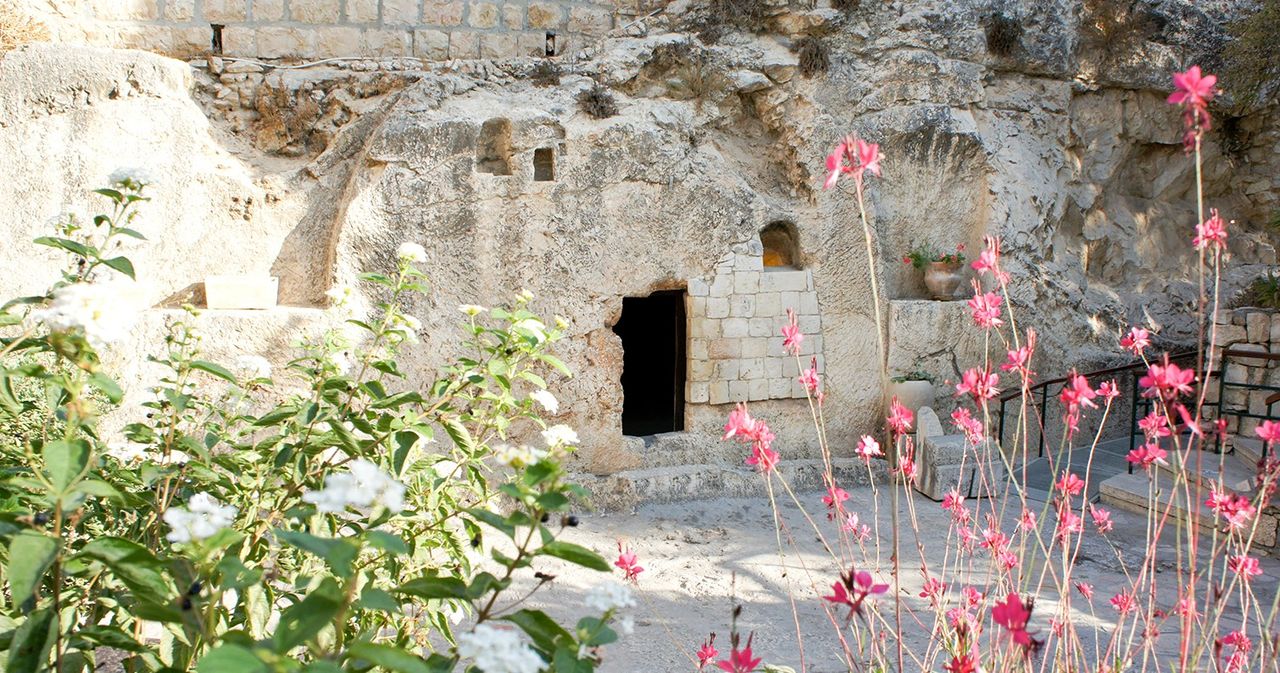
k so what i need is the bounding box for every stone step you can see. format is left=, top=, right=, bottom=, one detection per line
left=578, top=458, right=889, bottom=511
left=634, top=432, right=829, bottom=469
left=1155, top=449, right=1256, bottom=494
left=1099, top=471, right=1280, bottom=548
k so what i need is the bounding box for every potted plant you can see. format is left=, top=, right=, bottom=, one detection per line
left=888, top=369, right=936, bottom=415
left=903, top=243, right=966, bottom=299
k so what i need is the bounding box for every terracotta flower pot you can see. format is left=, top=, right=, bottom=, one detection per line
left=923, top=261, right=964, bottom=300
left=888, top=379, right=935, bottom=416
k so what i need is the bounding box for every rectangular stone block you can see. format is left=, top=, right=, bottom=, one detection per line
left=798, top=315, right=821, bottom=334
left=222, top=25, right=255, bottom=54
left=1249, top=311, right=1272, bottom=343
left=916, top=460, right=1007, bottom=501
left=480, top=32, right=517, bottom=58
left=166, top=0, right=195, bottom=21
left=348, top=0, right=380, bottom=22
left=367, top=29, right=412, bottom=54
left=734, top=253, right=763, bottom=272
left=516, top=31, right=545, bottom=56
left=709, top=274, right=732, bottom=298
left=769, top=378, right=791, bottom=399
left=688, top=381, right=710, bottom=404
left=1216, top=325, right=1247, bottom=346
left=799, top=292, right=820, bottom=315
left=748, top=317, right=773, bottom=338
left=740, top=358, right=766, bottom=379
left=448, top=30, right=479, bottom=58
left=748, top=379, right=769, bottom=401
left=741, top=338, right=766, bottom=359
left=765, top=357, right=783, bottom=378
left=689, top=360, right=713, bottom=382
left=722, top=318, right=749, bottom=338
left=502, top=4, right=524, bottom=28
left=761, top=269, right=809, bottom=293
left=689, top=278, right=710, bottom=297
left=384, top=0, right=423, bottom=23
left=709, top=381, right=730, bottom=405
left=728, top=380, right=750, bottom=402
left=424, top=1, right=465, bottom=25
left=689, top=338, right=708, bottom=360
left=569, top=5, right=613, bottom=32
left=780, top=291, right=800, bottom=310
left=756, top=292, right=780, bottom=317
left=730, top=295, right=755, bottom=318
left=713, top=360, right=739, bottom=380
left=290, top=0, right=339, bottom=22
left=767, top=338, right=785, bottom=357
left=689, top=296, right=706, bottom=317
left=256, top=26, right=309, bottom=57
left=706, top=297, right=730, bottom=319
left=204, top=0, right=248, bottom=21
left=527, top=1, right=565, bottom=28
left=734, top=271, right=760, bottom=294
left=94, top=0, right=160, bottom=19
left=469, top=1, right=500, bottom=27
left=709, top=338, right=740, bottom=359
left=314, top=26, right=362, bottom=55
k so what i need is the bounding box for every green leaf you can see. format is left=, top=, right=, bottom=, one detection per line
left=539, top=541, right=610, bottom=572
left=100, top=256, right=136, bottom=279
left=6, top=607, right=55, bottom=673
left=276, top=530, right=357, bottom=578
left=0, top=373, right=22, bottom=417
left=196, top=644, right=269, bottom=673
left=503, top=609, right=572, bottom=653
left=75, top=479, right=125, bottom=502
left=466, top=508, right=515, bottom=537
left=77, top=537, right=173, bottom=606
left=43, top=438, right=90, bottom=493
left=357, top=587, right=400, bottom=614
left=273, top=581, right=343, bottom=653
left=115, top=227, right=148, bottom=240
left=72, top=625, right=151, bottom=653
left=441, top=417, right=474, bottom=453
left=577, top=617, right=617, bottom=647
left=365, top=530, right=409, bottom=556
left=395, top=576, right=468, bottom=600
left=346, top=642, right=432, bottom=673
left=33, top=236, right=93, bottom=258
left=392, top=431, right=417, bottom=475
left=190, top=360, right=237, bottom=384
left=216, top=556, right=263, bottom=591
left=304, top=664, right=343, bottom=673
left=89, top=372, right=124, bottom=403
left=7, top=531, right=58, bottom=611
left=538, top=354, right=572, bottom=377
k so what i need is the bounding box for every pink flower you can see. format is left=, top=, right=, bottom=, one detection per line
left=887, top=397, right=914, bottom=436
left=798, top=357, right=820, bottom=394
left=1056, top=472, right=1085, bottom=498
left=991, top=593, right=1037, bottom=650
left=615, top=542, right=644, bottom=582
left=1139, top=411, right=1172, bottom=439
left=1206, top=487, right=1257, bottom=530
left=696, top=634, right=718, bottom=670
left=920, top=576, right=946, bottom=606
left=967, top=284, right=1004, bottom=329
left=855, top=435, right=882, bottom=462
left=1075, top=582, right=1094, bottom=600
left=823, top=568, right=889, bottom=618
left=955, top=368, right=999, bottom=402
left=1139, top=356, right=1196, bottom=400
left=1098, top=380, right=1120, bottom=401
left=970, top=236, right=1010, bottom=284
left=894, top=442, right=918, bottom=484
left=822, top=484, right=850, bottom=515
left=1110, top=592, right=1136, bottom=614
left=782, top=308, right=804, bottom=356
left=823, top=135, right=882, bottom=189
left=944, top=655, right=979, bottom=673
left=1168, top=65, right=1217, bottom=109
left=1120, top=326, right=1151, bottom=356
left=1194, top=209, right=1229, bottom=251
left=1089, top=504, right=1114, bottom=533
left=1228, top=554, right=1262, bottom=580
left=942, top=489, right=969, bottom=523
left=723, top=403, right=762, bottom=441
left=746, top=444, right=779, bottom=473
left=1001, top=331, right=1037, bottom=378
left=1055, top=507, right=1083, bottom=543
left=841, top=511, right=871, bottom=541
left=962, top=585, right=983, bottom=609
left=951, top=407, right=985, bottom=444
left=715, top=635, right=762, bottom=673
left=1257, top=420, right=1280, bottom=446
left=1059, top=372, right=1098, bottom=436
left=1126, top=442, right=1169, bottom=470
left=1018, top=508, right=1037, bottom=532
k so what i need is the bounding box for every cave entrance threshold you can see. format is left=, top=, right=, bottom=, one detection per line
left=614, top=290, right=686, bottom=437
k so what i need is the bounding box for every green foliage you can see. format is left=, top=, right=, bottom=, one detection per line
left=1221, top=0, right=1280, bottom=107
left=903, top=242, right=966, bottom=270
left=1237, top=271, right=1280, bottom=310
left=0, top=177, right=625, bottom=672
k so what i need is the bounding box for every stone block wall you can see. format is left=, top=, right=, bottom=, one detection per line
left=686, top=249, right=824, bottom=406
left=27, top=0, right=628, bottom=60
left=1212, top=307, right=1280, bottom=437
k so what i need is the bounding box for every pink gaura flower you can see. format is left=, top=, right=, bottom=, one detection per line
left=1127, top=442, right=1169, bottom=470
left=1055, top=506, right=1083, bottom=543
left=967, top=283, right=1004, bottom=329
left=919, top=575, right=946, bottom=604
left=962, top=585, right=983, bottom=609
left=980, top=523, right=1010, bottom=554
left=1059, top=372, right=1099, bottom=437
left=1089, top=504, right=1114, bottom=533
left=991, top=593, right=1038, bottom=651
left=887, top=397, right=914, bottom=436
left=855, top=435, right=882, bottom=462
left=951, top=407, right=985, bottom=444
left=1139, top=356, right=1196, bottom=400
left=944, top=654, right=979, bottom=673
left=823, top=568, right=889, bottom=618
left=1257, top=420, right=1280, bottom=446
left=1075, top=582, right=1094, bottom=600
left=942, top=489, right=969, bottom=522
left=1002, top=344, right=1034, bottom=378
left=1228, top=554, right=1262, bottom=580
left=1110, top=592, right=1136, bottom=614
left=798, top=357, right=821, bottom=394
left=841, top=511, right=872, bottom=541
left=1194, top=208, right=1228, bottom=251
left=1205, top=486, right=1256, bottom=530
left=615, top=542, right=644, bottom=582
left=715, top=635, right=762, bottom=673
left=782, top=308, right=803, bottom=356
left=971, top=236, right=1010, bottom=284
left=723, top=403, right=763, bottom=441
left=894, top=440, right=918, bottom=484
left=1168, top=65, right=1217, bottom=109
left=955, top=368, right=999, bottom=402
left=1139, top=411, right=1172, bottom=439
left=1098, top=379, right=1120, bottom=401
left=1121, top=326, right=1152, bottom=356
left=822, top=484, right=850, bottom=516
left=1056, top=472, right=1086, bottom=498
left=823, top=135, right=882, bottom=189
left=746, top=444, right=779, bottom=473
left=1018, top=508, right=1037, bottom=532
left=696, top=634, right=718, bottom=670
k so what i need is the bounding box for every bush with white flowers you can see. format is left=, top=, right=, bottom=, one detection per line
left=0, top=178, right=633, bottom=673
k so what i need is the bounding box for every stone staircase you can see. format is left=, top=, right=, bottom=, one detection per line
left=1099, top=436, right=1280, bottom=551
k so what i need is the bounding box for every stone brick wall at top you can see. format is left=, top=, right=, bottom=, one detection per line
left=1211, top=307, right=1280, bottom=437
left=67, top=0, right=629, bottom=61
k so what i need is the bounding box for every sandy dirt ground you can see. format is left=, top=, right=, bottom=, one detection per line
left=510, top=485, right=1280, bottom=673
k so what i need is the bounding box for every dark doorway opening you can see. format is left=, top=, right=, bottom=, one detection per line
left=614, top=290, right=686, bottom=436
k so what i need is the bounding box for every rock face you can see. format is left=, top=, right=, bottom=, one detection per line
left=0, top=0, right=1277, bottom=502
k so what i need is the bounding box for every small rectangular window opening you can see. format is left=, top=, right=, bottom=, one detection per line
left=545, top=32, right=556, bottom=57
left=210, top=24, right=225, bottom=55
left=614, top=290, right=687, bottom=436
left=533, top=147, right=555, bottom=181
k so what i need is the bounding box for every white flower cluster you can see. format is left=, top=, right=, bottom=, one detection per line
left=31, top=281, right=138, bottom=350
left=164, top=493, right=237, bottom=543
left=325, top=284, right=353, bottom=307
left=585, top=581, right=636, bottom=613
left=386, top=314, right=421, bottom=344
left=529, top=390, right=558, bottom=415
left=459, top=304, right=486, bottom=317
left=456, top=624, right=544, bottom=673
left=302, top=458, right=405, bottom=514
left=492, top=444, right=548, bottom=468
left=511, top=318, right=547, bottom=345
left=541, top=425, right=579, bottom=448
left=397, top=242, right=427, bottom=264
left=109, top=167, right=157, bottom=187
left=234, top=354, right=272, bottom=380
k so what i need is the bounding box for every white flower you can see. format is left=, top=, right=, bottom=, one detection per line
left=329, top=351, right=353, bottom=375
left=530, top=390, right=558, bottom=415
left=164, top=493, right=237, bottom=543
left=387, top=314, right=421, bottom=344
left=154, top=450, right=191, bottom=465
left=492, top=444, right=548, bottom=468
left=396, top=242, right=427, bottom=263
left=432, top=459, right=459, bottom=478
left=459, top=304, right=486, bottom=317
left=302, top=458, right=405, bottom=514
left=325, top=285, right=353, bottom=307
left=617, top=614, right=634, bottom=635
left=516, top=289, right=535, bottom=302
left=46, top=206, right=92, bottom=230
left=542, top=425, right=578, bottom=448
left=456, top=624, right=544, bottom=673
left=30, top=281, right=139, bottom=350
left=511, top=318, right=547, bottom=345
left=585, top=581, right=635, bottom=613
left=105, top=440, right=148, bottom=463
left=109, top=167, right=157, bottom=187
left=233, top=354, right=272, bottom=380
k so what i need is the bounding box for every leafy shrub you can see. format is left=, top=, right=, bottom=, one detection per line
left=578, top=82, right=619, bottom=119
left=686, top=0, right=771, bottom=43
left=530, top=60, right=561, bottom=87
left=796, top=37, right=830, bottom=77
left=984, top=13, right=1022, bottom=57
left=1235, top=271, right=1280, bottom=309
left=0, top=176, right=633, bottom=672
left=1221, top=0, right=1280, bottom=107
